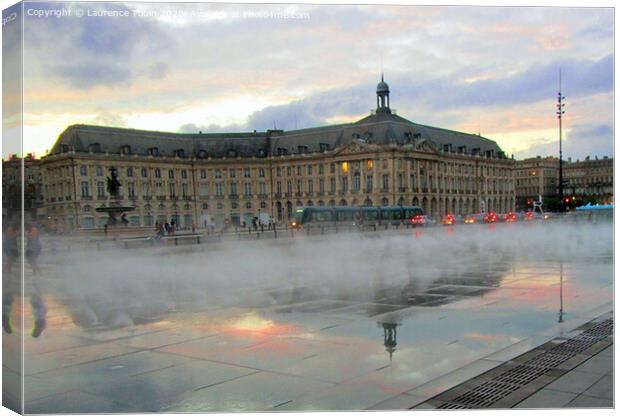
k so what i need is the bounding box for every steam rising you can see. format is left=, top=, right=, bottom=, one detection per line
left=49, top=222, right=612, bottom=329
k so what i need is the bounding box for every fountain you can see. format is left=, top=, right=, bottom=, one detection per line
left=95, top=167, right=135, bottom=227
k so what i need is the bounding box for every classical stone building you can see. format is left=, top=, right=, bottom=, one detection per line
left=564, top=156, right=613, bottom=204
left=515, top=155, right=614, bottom=209
left=40, top=77, right=516, bottom=230
left=2, top=153, right=45, bottom=223
left=514, top=156, right=559, bottom=208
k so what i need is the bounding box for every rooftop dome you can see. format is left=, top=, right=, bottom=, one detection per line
left=376, top=73, right=390, bottom=93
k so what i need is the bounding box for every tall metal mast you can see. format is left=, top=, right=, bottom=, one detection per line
left=556, top=70, right=566, bottom=211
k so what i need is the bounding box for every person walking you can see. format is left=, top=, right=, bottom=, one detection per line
left=25, top=223, right=42, bottom=274
left=2, top=223, right=18, bottom=273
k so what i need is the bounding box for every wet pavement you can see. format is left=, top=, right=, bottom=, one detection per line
left=2, top=222, right=614, bottom=412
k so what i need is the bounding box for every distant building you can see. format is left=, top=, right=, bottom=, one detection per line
left=564, top=156, right=613, bottom=204
left=514, top=156, right=559, bottom=209
left=515, top=155, right=614, bottom=209
left=2, top=153, right=45, bottom=223
left=38, top=76, right=516, bottom=230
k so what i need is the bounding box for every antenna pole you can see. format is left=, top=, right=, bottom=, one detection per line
left=557, top=69, right=565, bottom=212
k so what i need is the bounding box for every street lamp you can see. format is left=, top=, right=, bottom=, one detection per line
left=557, top=70, right=566, bottom=212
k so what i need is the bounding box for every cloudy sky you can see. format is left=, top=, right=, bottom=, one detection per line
left=4, top=1, right=614, bottom=160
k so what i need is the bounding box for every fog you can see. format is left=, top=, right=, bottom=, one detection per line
left=43, top=221, right=613, bottom=329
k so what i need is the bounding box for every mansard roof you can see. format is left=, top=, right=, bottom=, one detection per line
left=49, top=111, right=506, bottom=160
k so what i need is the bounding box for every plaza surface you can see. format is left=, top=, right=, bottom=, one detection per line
left=2, top=222, right=614, bottom=413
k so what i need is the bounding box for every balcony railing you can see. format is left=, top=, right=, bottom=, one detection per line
left=243, top=194, right=252, bottom=199
left=143, top=196, right=152, bottom=200
left=229, top=194, right=238, bottom=200
left=156, top=196, right=166, bottom=201
left=81, top=195, right=92, bottom=200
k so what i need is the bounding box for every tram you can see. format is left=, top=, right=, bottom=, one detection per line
left=290, top=205, right=424, bottom=229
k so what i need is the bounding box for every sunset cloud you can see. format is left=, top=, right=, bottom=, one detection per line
left=8, top=2, right=613, bottom=160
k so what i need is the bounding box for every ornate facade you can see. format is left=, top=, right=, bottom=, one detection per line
left=39, top=77, right=516, bottom=230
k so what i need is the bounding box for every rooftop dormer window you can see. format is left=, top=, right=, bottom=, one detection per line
left=227, top=149, right=238, bottom=158
left=277, top=148, right=288, bottom=156
left=174, top=149, right=185, bottom=158
left=298, top=145, right=308, bottom=154
left=198, top=150, right=207, bottom=158
left=148, top=147, right=159, bottom=156
left=319, top=143, right=330, bottom=152
left=89, top=143, right=101, bottom=153
left=120, top=145, right=131, bottom=155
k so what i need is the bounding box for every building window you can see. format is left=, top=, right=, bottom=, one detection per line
left=120, top=145, right=131, bottom=155
left=307, top=165, right=313, bottom=175
left=141, top=168, right=148, bottom=178
left=230, top=182, right=237, bottom=196
left=260, top=201, right=267, bottom=209
left=80, top=165, right=87, bottom=176
left=244, top=182, right=252, bottom=196
left=169, top=183, right=175, bottom=196
left=296, top=179, right=302, bottom=193
left=168, top=170, right=174, bottom=179
left=382, top=174, right=389, bottom=190
left=81, top=181, right=90, bottom=197
left=259, top=182, right=266, bottom=195
left=148, top=147, right=159, bottom=156
left=231, top=202, right=238, bottom=209
left=199, top=183, right=209, bottom=197
left=342, top=177, right=348, bottom=192
left=330, top=163, right=336, bottom=174
left=319, top=178, right=325, bottom=193
left=353, top=172, right=361, bottom=191
left=246, top=202, right=252, bottom=209
left=318, top=164, right=324, bottom=175
left=97, top=181, right=105, bottom=197
left=287, top=180, right=292, bottom=194
left=287, top=167, right=291, bottom=176
left=127, top=182, right=135, bottom=197
left=366, top=175, right=373, bottom=192
left=297, top=166, right=301, bottom=176
left=308, top=179, right=313, bottom=194
left=276, top=167, right=282, bottom=177
left=143, top=182, right=150, bottom=197
left=96, top=166, right=103, bottom=176
left=215, top=169, right=222, bottom=179
left=330, top=177, right=336, bottom=193
left=276, top=181, right=282, bottom=194
left=181, top=170, right=187, bottom=179
left=229, top=169, right=236, bottom=178
left=215, top=183, right=223, bottom=196
left=244, top=168, right=251, bottom=178
left=258, top=168, right=265, bottom=178
left=127, top=167, right=133, bottom=177
left=200, top=169, right=207, bottom=179
left=155, top=168, right=161, bottom=178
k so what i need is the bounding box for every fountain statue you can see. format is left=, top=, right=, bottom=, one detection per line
left=95, top=167, right=136, bottom=227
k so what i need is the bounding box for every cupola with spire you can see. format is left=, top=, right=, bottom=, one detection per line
left=376, top=73, right=391, bottom=114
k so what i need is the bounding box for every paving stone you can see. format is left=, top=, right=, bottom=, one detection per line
left=582, top=375, right=613, bottom=400
left=576, top=354, right=614, bottom=376
left=544, top=370, right=604, bottom=395
left=366, top=393, right=427, bottom=410
left=565, top=394, right=613, bottom=408
left=514, top=388, right=578, bottom=409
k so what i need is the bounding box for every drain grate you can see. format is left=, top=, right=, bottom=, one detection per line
left=434, top=317, right=613, bottom=409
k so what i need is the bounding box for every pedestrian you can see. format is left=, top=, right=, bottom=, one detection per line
left=25, top=223, right=42, bottom=274
left=104, top=223, right=108, bottom=238
left=191, top=221, right=196, bottom=233
left=2, top=223, right=18, bottom=273
left=165, top=221, right=170, bottom=235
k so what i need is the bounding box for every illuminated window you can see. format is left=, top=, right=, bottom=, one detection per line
left=341, top=162, right=349, bottom=173
left=367, top=160, right=373, bottom=170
